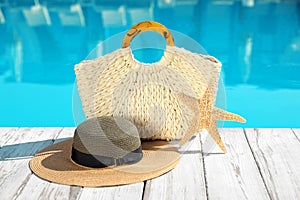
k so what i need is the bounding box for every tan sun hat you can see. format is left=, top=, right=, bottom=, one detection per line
left=30, top=116, right=180, bottom=187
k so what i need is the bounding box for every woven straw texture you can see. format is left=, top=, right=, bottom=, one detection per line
left=73, top=116, right=141, bottom=158
left=75, top=46, right=221, bottom=141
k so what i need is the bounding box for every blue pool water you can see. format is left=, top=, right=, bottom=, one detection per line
left=0, top=0, right=299, bottom=127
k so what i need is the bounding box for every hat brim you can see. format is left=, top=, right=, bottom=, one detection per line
left=30, top=139, right=180, bottom=187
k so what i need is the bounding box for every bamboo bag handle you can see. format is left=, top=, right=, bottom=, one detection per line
left=122, top=21, right=175, bottom=48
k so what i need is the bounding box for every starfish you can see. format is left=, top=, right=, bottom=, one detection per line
left=177, top=89, right=246, bottom=153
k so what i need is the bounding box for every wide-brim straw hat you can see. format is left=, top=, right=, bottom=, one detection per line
left=30, top=116, right=180, bottom=187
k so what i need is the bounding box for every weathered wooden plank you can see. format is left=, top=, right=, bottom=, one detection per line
left=15, top=173, right=82, bottom=200
left=143, top=135, right=207, bottom=200
left=0, top=128, right=62, bottom=162
left=245, top=128, right=300, bottom=200
left=15, top=128, right=82, bottom=200
left=52, top=127, right=75, bottom=145
left=202, top=128, right=270, bottom=200
left=0, top=128, right=62, bottom=200
left=1, top=128, right=60, bottom=147
left=2, top=127, right=298, bottom=200
left=0, top=128, right=19, bottom=147
left=292, top=128, right=300, bottom=142
left=78, top=183, right=144, bottom=200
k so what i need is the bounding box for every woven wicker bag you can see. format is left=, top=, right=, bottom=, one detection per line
left=75, top=21, right=245, bottom=150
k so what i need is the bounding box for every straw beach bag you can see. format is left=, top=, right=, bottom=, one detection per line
left=75, top=21, right=245, bottom=151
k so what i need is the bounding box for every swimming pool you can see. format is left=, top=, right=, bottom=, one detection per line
left=0, top=0, right=299, bottom=127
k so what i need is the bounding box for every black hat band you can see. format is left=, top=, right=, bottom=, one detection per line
left=71, top=146, right=143, bottom=168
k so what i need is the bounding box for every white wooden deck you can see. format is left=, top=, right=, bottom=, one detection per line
left=0, top=128, right=299, bottom=200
